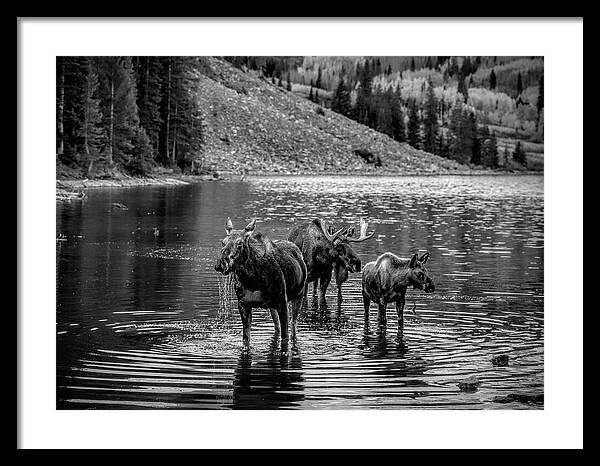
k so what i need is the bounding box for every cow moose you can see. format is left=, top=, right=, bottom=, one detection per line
left=215, top=218, right=307, bottom=350
left=362, top=251, right=435, bottom=340
left=288, top=217, right=374, bottom=307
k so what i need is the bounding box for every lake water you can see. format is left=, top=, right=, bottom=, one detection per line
left=56, top=175, right=544, bottom=409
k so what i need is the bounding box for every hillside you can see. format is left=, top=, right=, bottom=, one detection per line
left=226, top=56, right=543, bottom=172
left=194, top=57, right=471, bottom=176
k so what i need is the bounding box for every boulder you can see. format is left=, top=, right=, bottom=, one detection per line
left=492, top=354, right=509, bottom=366
left=458, top=375, right=481, bottom=391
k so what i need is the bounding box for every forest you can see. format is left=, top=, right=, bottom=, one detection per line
left=57, top=56, right=543, bottom=178
left=226, top=56, right=544, bottom=170
left=56, top=56, right=205, bottom=177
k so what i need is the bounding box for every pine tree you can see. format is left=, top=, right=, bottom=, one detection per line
left=448, top=57, right=459, bottom=77
left=314, top=90, right=320, bottom=105
left=489, top=69, right=497, bottom=90
left=407, top=100, right=421, bottom=148
left=116, top=58, right=148, bottom=166
left=57, top=57, right=88, bottom=163
left=469, top=112, right=480, bottom=164
left=331, top=77, right=352, bottom=117
left=517, top=72, right=523, bottom=96
left=438, top=131, right=451, bottom=158
left=471, top=121, right=482, bottom=165
left=354, top=61, right=373, bottom=125
left=536, top=75, right=544, bottom=131
left=98, top=58, right=117, bottom=165
left=448, top=101, right=475, bottom=165
left=161, top=57, right=204, bottom=170
left=537, top=75, right=544, bottom=113
left=308, top=86, right=314, bottom=102
left=410, top=57, right=416, bottom=72
left=57, top=57, right=65, bottom=158
left=367, top=85, right=379, bottom=129
left=315, top=67, right=322, bottom=89
left=422, top=78, right=439, bottom=154
left=127, top=125, right=153, bottom=175
left=78, top=61, right=105, bottom=175
left=375, top=88, right=393, bottom=137
left=512, top=140, right=527, bottom=166
left=479, top=126, right=499, bottom=168
left=461, top=57, right=472, bottom=76
left=286, top=73, right=292, bottom=91
left=457, top=73, right=469, bottom=102
left=135, top=56, right=163, bottom=155
left=390, top=86, right=406, bottom=142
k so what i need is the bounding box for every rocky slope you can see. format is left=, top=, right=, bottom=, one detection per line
left=195, top=57, right=472, bottom=176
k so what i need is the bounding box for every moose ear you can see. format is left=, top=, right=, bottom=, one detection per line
left=419, top=251, right=430, bottom=265
left=244, top=218, right=256, bottom=236
left=225, top=217, right=233, bottom=235
left=409, top=253, right=420, bottom=268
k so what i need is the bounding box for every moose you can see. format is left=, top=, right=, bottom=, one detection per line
left=214, top=218, right=307, bottom=350
left=362, top=251, right=435, bottom=340
left=288, top=217, right=374, bottom=307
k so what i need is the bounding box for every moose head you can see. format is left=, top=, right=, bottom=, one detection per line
left=215, top=217, right=256, bottom=275
left=320, top=217, right=374, bottom=273
left=406, top=251, right=435, bottom=293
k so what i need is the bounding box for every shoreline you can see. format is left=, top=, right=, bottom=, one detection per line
left=56, top=169, right=543, bottom=196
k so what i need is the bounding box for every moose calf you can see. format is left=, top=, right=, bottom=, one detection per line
left=362, top=251, right=435, bottom=340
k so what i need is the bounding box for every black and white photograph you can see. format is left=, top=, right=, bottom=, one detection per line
left=54, top=54, right=545, bottom=410
left=18, top=18, right=583, bottom=449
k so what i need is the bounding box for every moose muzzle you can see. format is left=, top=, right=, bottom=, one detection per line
left=215, top=258, right=230, bottom=275
left=423, top=279, right=435, bottom=293
left=348, top=257, right=362, bottom=273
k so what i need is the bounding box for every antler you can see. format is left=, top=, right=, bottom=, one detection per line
left=347, top=217, right=374, bottom=242
left=319, top=219, right=345, bottom=243
left=244, top=218, right=256, bottom=232
left=225, top=217, right=233, bottom=235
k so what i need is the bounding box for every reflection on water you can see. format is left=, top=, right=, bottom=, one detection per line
left=56, top=175, right=543, bottom=409
left=233, top=335, right=305, bottom=409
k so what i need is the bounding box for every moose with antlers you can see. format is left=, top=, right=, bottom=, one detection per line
left=288, top=218, right=374, bottom=307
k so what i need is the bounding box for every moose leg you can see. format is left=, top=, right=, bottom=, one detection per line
left=238, top=303, right=252, bottom=350
left=290, top=297, right=302, bottom=337
left=301, top=282, right=309, bottom=311
left=270, top=308, right=281, bottom=334
left=277, top=300, right=290, bottom=355
left=396, top=298, right=405, bottom=341
left=278, top=300, right=289, bottom=343
left=319, top=274, right=332, bottom=307
left=363, top=294, right=371, bottom=320
left=377, top=302, right=387, bottom=327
